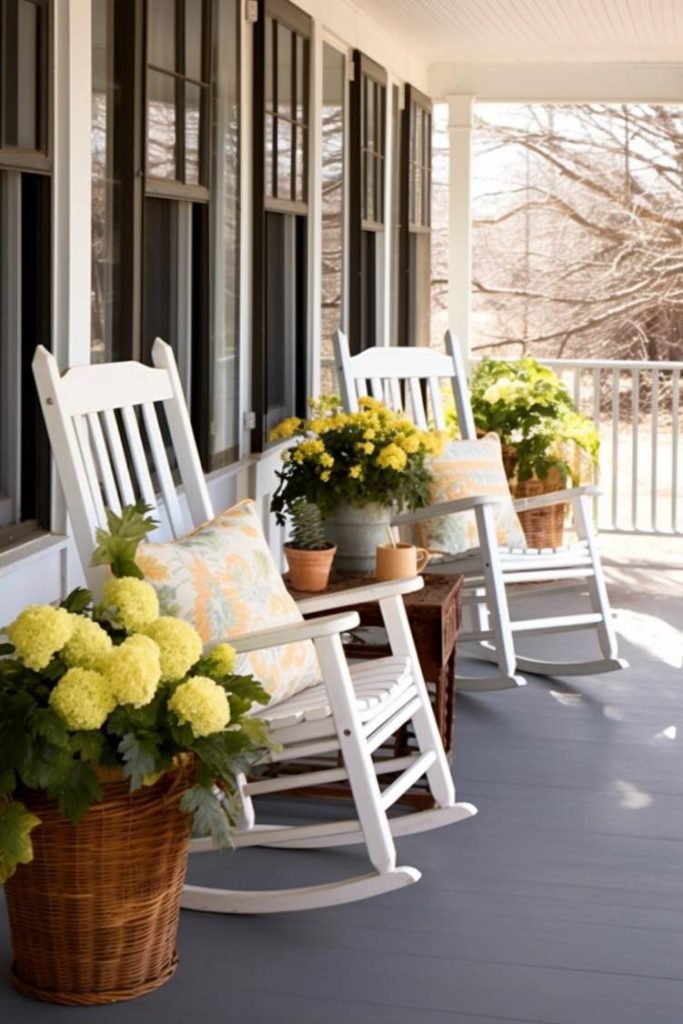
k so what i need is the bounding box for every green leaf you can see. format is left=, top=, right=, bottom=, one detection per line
left=119, top=732, right=159, bottom=791
left=221, top=674, right=271, bottom=719
left=0, top=642, right=15, bottom=656
left=0, top=801, right=40, bottom=883
left=54, top=761, right=102, bottom=824
left=60, top=588, right=92, bottom=614
left=28, top=707, right=68, bottom=747
left=69, top=730, right=105, bottom=764
left=180, top=785, right=233, bottom=850
left=0, top=769, right=15, bottom=797
left=91, top=501, right=158, bottom=577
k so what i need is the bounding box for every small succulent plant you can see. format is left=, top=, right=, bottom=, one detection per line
left=288, top=498, right=328, bottom=551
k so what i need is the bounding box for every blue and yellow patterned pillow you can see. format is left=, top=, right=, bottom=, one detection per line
left=136, top=500, right=320, bottom=708
left=423, top=433, right=526, bottom=555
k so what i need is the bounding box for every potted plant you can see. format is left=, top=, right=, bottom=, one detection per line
left=0, top=504, right=270, bottom=1006
left=270, top=397, right=443, bottom=571
left=467, top=357, right=600, bottom=546
left=284, top=498, right=336, bottom=592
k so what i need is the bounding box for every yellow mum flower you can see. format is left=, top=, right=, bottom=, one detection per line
left=169, top=676, right=231, bottom=738
left=362, top=428, right=376, bottom=441
left=320, top=470, right=331, bottom=482
left=349, top=465, right=363, bottom=479
left=396, top=432, right=420, bottom=454
left=102, top=634, right=161, bottom=708
left=50, top=667, right=115, bottom=730
left=62, top=617, right=113, bottom=670
left=320, top=452, right=334, bottom=468
left=356, top=441, right=375, bottom=455
left=205, top=642, right=238, bottom=677
left=143, top=616, right=203, bottom=682
left=267, top=416, right=301, bottom=442
left=7, top=605, right=75, bottom=672
left=293, top=439, right=325, bottom=464
left=102, top=576, right=159, bottom=633
left=358, top=397, right=383, bottom=410
left=375, top=443, right=408, bottom=472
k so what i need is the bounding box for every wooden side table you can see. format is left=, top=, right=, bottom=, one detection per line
left=282, top=572, right=463, bottom=808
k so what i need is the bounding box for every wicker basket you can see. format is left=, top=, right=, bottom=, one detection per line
left=4, top=761, right=194, bottom=1006
left=510, top=469, right=567, bottom=549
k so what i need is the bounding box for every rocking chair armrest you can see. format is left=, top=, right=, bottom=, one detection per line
left=390, top=493, right=503, bottom=527
left=295, top=575, right=424, bottom=615
left=229, top=611, right=360, bottom=653
left=512, top=484, right=602, bottom=513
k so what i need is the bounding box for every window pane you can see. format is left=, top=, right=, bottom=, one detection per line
left=1, top=0, right=40, bottom=151
left=294, top=126, right=304, bottom=202
left=210, top=0, right=240, bottom=465
left=390, top=83, right=401, bottom=344
left=265, top=113, right=275, bottom=197
left=16, top=1, right=38, bottom=149
left=265, top=16, right=273, bottom=111
left=265, top=212, right=298, bottom=430
left=365, top=77, right=374, bottom=151
left=295, top=32, right=304, bottom=123
left=364, top=150, right=374, bottom=222
left=185, top=0, right=203, bottom=80
left=91, top=0, right=119, bottom=362
left=276, top=117, right=292, bottom=199
left=0, top=173, right=20, bottom=528
left=185, top=82, right=201, bottom=184
left=277, top=23, right=292, bottom=119
left=147, top=70, right=177, bottom=179
left=320, top=43, right=345, bottom=395
left=148, top=0, right=176, bottom=70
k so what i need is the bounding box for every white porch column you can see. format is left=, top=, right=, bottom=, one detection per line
left=446, top=94, right=475, bottom=369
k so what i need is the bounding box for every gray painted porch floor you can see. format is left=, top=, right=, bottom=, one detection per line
left=2, top=535, right=682, bottom=1023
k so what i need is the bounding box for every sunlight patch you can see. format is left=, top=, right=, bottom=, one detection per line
left=613, top=779, right=653, bottom=810
left=614, top=609, right=682, bottom=669
left=549, top=691, right=583, bottom=708
left=652, top=725, right=678, bottom=742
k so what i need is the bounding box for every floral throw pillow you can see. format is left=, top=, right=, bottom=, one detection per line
left=136, top=500, right=320, bottom=708
left=423, top=433, right=527, bottom=555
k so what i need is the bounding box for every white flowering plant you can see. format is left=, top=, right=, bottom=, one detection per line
left=0, top=503, right=271, bottom=883
left=464, top=358, right=599, bottom=484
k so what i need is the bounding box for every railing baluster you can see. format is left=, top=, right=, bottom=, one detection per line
left=651, top=369, right=659, bottom=532
left=631, top=368, right=639, bottom=531
left=611, top=368, right=619, bottom=530
left=593, top=367, right=601, bottom=525
left=673, top=368, right=680, bottom=534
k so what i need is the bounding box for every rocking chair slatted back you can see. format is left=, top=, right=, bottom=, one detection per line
left=32, top=339, right=214, bottom=596
left=335, top=330, right=477, bottom=438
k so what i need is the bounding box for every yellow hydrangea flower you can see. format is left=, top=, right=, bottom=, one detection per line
left=143, top=616, right=203, bottom=682
left=102, top=634, right=161, bottom=708
left=7, top=605, right=75, bottom=672
left=375, top=443, right=408, bottom=472
left=102, top=576, right=159, bottom=633
left=50, top=667, right=115, bottom=730
left=169, top=676, right=231, bottom=738
left=206, top=642, right=238, bottom=677
left=62, top=616, right=113, bottom=670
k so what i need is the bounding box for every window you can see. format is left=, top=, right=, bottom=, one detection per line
left=349, top=51, right=386, bottom=354
left=398, top=85, right=432, bottom=346
left=252, top=0, right=311, bottom=448
left=0, top=0, right=51, bottom=550
left=320, top=42, right=346, bottom=395
left=90, top=0, right=240, bottom=467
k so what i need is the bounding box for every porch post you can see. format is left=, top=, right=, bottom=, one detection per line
left=446, top=94, right=475, bottom=370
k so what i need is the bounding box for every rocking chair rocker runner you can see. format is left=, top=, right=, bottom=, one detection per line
left=32, top=340, right=476, bottom=915
left=334, top=329, right=626, bottom=691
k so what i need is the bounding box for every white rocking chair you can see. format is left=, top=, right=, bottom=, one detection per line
left=334, top=329, right=626, bottom=690
left=32, top=340, right=476, bottom=914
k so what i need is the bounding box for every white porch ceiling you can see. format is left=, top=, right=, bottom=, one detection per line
left=353, top=0, right=683, bottom=64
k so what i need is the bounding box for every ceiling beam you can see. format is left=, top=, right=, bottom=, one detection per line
left=429, top=62, right=683, bottom=104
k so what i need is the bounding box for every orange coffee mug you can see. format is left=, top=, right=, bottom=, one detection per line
left=375, top=542, right=430, bottom=581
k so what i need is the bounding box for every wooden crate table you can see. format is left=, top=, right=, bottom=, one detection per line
left=277, top=572, right=462, bottom=808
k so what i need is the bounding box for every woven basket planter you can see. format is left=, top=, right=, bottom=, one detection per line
left=4, top=761, right=194, bottom=1006
left=510, top=469, right=567, bottom=549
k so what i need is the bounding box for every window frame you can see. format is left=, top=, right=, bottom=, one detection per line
left=398, top=83, right=432, bottom=346
left=0, top=0, right=51, bottom=174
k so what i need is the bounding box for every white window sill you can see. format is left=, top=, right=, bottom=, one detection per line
left=0, top=532, right=69, bottom=578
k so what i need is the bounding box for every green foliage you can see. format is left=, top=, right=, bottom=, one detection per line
left=288, top=498, right=328, bottom=550
left=0, top=502, right=273, bottom=882
left=91, top=501, right=158, bottom=579
left=0, top=802, right=40, bottom=884
left=180, top=785, right=233, bottom=850
left=464, top=357, right=600, bottom=483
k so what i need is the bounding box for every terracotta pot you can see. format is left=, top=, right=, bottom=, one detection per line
left=284, top=543, right=336, bottom=592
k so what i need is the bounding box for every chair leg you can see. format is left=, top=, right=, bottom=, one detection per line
left=379, top=593, right=456, bottom=808
left=573, top=496, right=622, bottom=662
left=314, top=632, right=399, bottom=875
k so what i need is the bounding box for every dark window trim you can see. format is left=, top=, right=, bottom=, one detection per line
left=398, top=82, right=432, bottom=346
left=252, top=0, right=311, bottom=450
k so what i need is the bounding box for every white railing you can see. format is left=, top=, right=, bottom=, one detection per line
left=538, top=358, right=682, bottom=536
